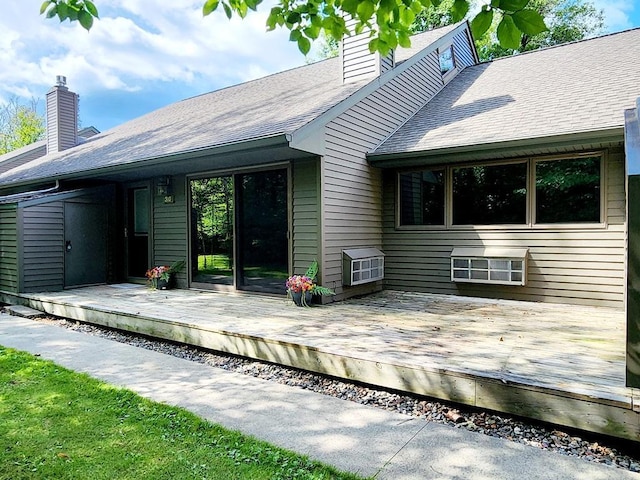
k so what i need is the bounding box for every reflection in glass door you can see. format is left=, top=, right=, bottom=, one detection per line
left=190, top=176, right=235, bottom=285
left=190, top=169, right=289, bottom=293
left=237, top=169, right=288, bottom=292
left=127, top=186, right=149, bottom=278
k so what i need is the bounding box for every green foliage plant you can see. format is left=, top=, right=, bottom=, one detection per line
left=40, top=0, right=547, bottom=55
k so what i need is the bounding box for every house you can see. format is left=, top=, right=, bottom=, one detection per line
left=0, top=24, right=639, bottom=316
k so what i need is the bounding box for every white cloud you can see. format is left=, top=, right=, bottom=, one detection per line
left=591, top=1, right=636, bottom=32
left=0, top=1, right=304, bottom=106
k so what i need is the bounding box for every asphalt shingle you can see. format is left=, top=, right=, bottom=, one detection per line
left=374, top=28, right=640, bottom=157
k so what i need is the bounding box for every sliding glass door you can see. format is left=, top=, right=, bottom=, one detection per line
left=190, top=168, right=288, bottom=293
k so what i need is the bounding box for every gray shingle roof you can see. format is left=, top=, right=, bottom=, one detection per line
left=373, top=28, right=640, bottom=157
left=0, top=58, right=365, bottom=185
left=0, top=23, right=462, bottom=187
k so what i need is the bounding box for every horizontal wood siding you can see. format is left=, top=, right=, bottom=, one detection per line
left=22, top=202, right=64, bottom=292
left=453, top=31, right=476, bottom=68
left=323, top=29, right=475, bottom=299
left=341, top=18, right=394, bottom=82
left=292, top=159, right=320, bottom=275
left=382, top=150, right=627, bottom=308
left=153, top=175, right=188, bottom=287
left=0, top=204, right=18, bottom=292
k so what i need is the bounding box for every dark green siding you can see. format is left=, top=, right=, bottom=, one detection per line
left=22, top=202, right=65, bottom=292
left=0, top=204, right=19, bottom=292
left=153, top=175, right=188, bottom=287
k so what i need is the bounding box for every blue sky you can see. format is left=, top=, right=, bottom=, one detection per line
left=1, top=0, right=639, bottom=132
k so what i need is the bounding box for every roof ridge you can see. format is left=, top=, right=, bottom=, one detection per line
left=479, top=26, right=640, bottom=65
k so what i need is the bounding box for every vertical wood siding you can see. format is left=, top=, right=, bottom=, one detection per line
left=382, top=149, right=627, bottom=308
left=153, top=175, right=188, bottom=287
left=21, top=202, right=65, bottom=292
left=323, top=29, right=476, bottom=298
left=292, top=159, right=320, bottom=274
left=0, top=204, right=19, bottom=292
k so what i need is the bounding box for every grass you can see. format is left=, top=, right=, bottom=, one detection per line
left=0, top=346, right=364, bottom=480
left=197, top=255, right=288, bottom=279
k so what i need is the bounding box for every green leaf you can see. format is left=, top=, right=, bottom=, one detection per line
left=342, top=0, right=360, bottom=15
left=356, top=1, right=375, bottom=22
left=400, top=6, right=415, bottom=25
left=57, top=2, right=69, bottom=21
left=202, top=0, right=219, bottom=16
left=398, top=31, right=412, bottom=48
left=298, top=36, right=311, bottom=55
left=39, top=1, right=53, bottom=15
left=222, top=2, right=232, bottom=19
left=471, top=9, right=494, bottom=38
left=451, top=0, right=469, bottom=22
left=289, top=29, right=301, bottom=41
left=286, top=11, right=301, bottom=24
left=266, top=7, right=280, bottom=30
left=84, top=0, right=99, bottom=17
left=304, top=25, right=320, bottom=40
left=498, top=0, right=529, bottom=11
left=45, top=5, right=58, bottom=19
left=78, top=9, right=93, bottom=30
left=496, top=14, right=521, bottom=49
left=512, top=9, right=548, bottom=35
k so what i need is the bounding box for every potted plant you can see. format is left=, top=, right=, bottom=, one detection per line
left=145, top=260, right=185, bottom=290
left=286, top=260, right=334, bottom=306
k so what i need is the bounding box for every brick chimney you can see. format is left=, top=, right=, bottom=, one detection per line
left=341, top=17, right=395, bottom=84
left=46, top=75, right=78, bottom=154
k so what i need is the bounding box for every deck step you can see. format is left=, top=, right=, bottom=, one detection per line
left=3, top=305, right=46, bottom=319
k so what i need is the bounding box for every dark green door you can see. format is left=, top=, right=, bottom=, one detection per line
left=126, top=186, right=150, bottom=279
left=64, top=202, right=107, bottom=287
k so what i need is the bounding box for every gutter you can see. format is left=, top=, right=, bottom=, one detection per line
left=0, top=180, right=60, bottom=204
left=368, top=127, right=625, bottom=168
left=0, top=134, right=291, bottom=191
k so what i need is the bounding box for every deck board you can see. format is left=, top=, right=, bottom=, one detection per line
left=3, top=286, right=638, bottom=441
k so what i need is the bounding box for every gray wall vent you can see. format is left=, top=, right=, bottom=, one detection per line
left=342, top=248, right=385, bottom=286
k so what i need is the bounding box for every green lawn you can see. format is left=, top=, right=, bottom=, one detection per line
left=197, top=255, right=288, bottom=279
left=0, top=347, right=363, bottom=480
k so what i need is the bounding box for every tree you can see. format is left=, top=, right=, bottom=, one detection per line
left=0, top=98, right=45, bottom=155
left=410, top=0, right=455, bottom=32
left=475, top=0, right=605, bottom=60
left=39, top=0, right=547, bottom=56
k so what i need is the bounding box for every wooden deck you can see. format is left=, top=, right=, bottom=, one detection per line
left=3, top=285, right=639, bottom=442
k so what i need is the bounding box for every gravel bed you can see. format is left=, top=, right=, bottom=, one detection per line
left=30, top=315, right=640, bottom=473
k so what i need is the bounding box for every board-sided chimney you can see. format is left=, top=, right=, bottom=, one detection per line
left=46, top=75, right=79, bottom=154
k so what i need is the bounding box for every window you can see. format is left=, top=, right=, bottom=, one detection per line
left=439, top=46, right=455, bottom=75
left=399, top=169, right=445, bottom=225
left=452, top=163, right=527, bottom=225
left=535, top=156, right=601, bottom=223
left=397, top=154, right=604, bottom=228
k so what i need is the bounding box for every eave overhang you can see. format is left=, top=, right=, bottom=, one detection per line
left=368, top=128, right=625, bottom=169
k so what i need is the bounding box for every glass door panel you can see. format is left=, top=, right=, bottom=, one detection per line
left=127, top=186, right=149, bottom=278
left=190, top=176, right=235, bottom=286
left=237, top=169, right=289, bottom=293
